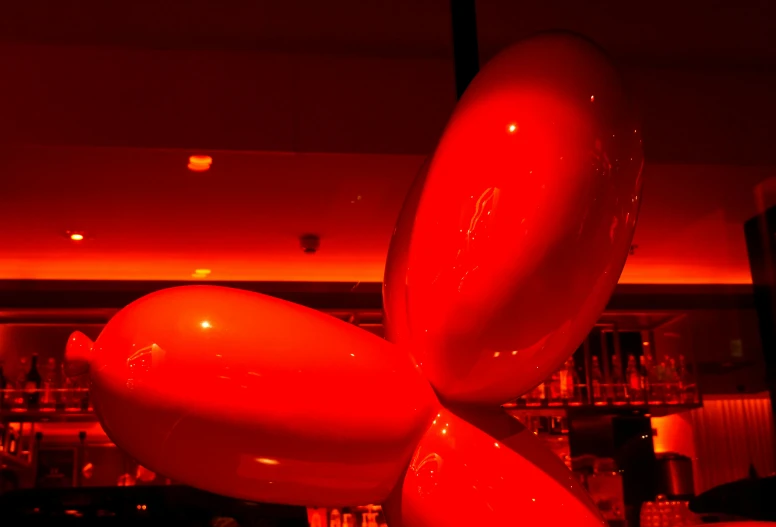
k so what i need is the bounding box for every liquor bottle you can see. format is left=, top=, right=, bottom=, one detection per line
left=8, top=428, right=18, bottom=455
left=570, top=358, right=582, bottom=404
left=0, top=360, right=7, bottom=410
left=644, top=351, right=657, bottom=403
left=560, top=358, right=577, bottom=402
left=61, top=363, right=79, bottom=411
left=57, top=363, right=68, bottom=411
left=638, top=356, right=650, bottom=404
left=626, top=354, right=641, bottom=403
left=24, top=354, right=43, bottom=409
left=79, top=375, right=92, bottom=412
left=591, top=356, right=604, bottom=403
left=549, top=369, right=562, bottom=405
left=652, top=361, right=665, bottom=404
left=13, top=357, right=28, bottom=409
left=664, top=359, right=679, bottom=403
left=677, top=355, right=690, bottom=403
left=533, top=380, right=547, bottom=406
left=330, top=509, right=342, bottom=527
left=611, top=353, right=625, bottom=403
left=41, top=357, right=59, bottom=410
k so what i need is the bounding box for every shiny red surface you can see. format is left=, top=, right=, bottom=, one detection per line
left=386, top=33, right=643, bottom=404
left=65, top=33, right=647, bottom=523
left=383, top=161, right=428, bottom=345
left=384, top=408, right=604, bottom=527
left=67, top=286, right=437, bottom=506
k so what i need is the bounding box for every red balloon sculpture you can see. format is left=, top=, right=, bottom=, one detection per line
left=66, top=33, right=642, bottom=526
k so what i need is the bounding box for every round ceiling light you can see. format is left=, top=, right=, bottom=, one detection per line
left=66, top=231, right=86, bottom=241
left=188, top=155, right=213, bottom=172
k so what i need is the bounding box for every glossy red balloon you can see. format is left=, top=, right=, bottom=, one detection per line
left=384, top=408, right=605, bottom=527
left=383, top=161, right=428, bottom=345
left=390, top=32, right=643, bottom=404
left=66, top=286, right=437, bottom=506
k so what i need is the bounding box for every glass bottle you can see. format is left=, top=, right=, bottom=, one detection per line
left=549, top=369, right=562, bottom=405
left=79, top=375, right=91, bottom=412
left=63, top=364, right=80, bottom=411
left=665, top=358, right=679, bottom=404
left=626, top=355, right=641, bottom=403
left=41, top=357, right=58, bottom=411
left=591, top=356, right=604, bottom=403
left=14, top=357, right=28, bottom=409
left=24, top=354, right=42, bottom=409
left=8, top=427, right=18, bottom=455
left=611, top=353, right=624, bottom=403
left=643, top=350, right=657, bottom=403
left=535, top=380, right=547, bottom=406
left=57, top=363, right=69, bottom=411
left=570, top=358, right=581, bottom=404
left=677, top=355, right=691, bottom=403
left=560, top=358, right=577, bottom=402
left=330, top=509, right=342, bottom=527
left=638, top=356, right=649, bottom=405
left=652, top=361, right=665, bottom=404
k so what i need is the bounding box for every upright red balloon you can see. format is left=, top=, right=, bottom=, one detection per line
left=383, top=161, right=428, bottom=345
left=67, top=286, right=437, bottom=506
left=386, top=33, right=644, bottom=404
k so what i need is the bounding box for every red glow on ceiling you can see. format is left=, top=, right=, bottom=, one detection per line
left=0, top=147, right=769, bottom=285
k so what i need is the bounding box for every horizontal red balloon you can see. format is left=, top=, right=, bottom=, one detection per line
left=67, top=286, right=437, bottom=506
left=393, top=32, right=644, bottom=404
left=384, top=408, right=605, bottom=527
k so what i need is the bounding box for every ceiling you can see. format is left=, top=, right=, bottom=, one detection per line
left=1, top=1, right=774, bottom=285
left=2, top=0, right=775, bottom=67
left=0, top=145, right=768, bottom=284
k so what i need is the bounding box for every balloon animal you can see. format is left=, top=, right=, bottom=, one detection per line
left=66, top=33, right=643, bottom=526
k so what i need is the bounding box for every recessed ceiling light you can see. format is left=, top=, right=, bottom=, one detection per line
left=192, top=269, right=211, bottom=278
left=188, top=155, right=213, bottom=172
left=66, top=231, right=86, bottom=241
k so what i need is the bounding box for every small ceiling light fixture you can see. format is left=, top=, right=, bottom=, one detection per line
left=188, top=155, right=213, bottom=172
left=507, top=123, right=518, bottom=133
left=66, top=230, right=86, bottom=241
left=192, top=268, right=212, bottom=278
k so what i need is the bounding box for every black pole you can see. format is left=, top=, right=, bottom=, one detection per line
left=745, top=208, right=776, bottom=446
left=450, top=0, right=480, bottom=99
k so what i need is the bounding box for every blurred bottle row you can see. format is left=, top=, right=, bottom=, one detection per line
left=517, top=351, right=699, bottom=407
left=0, top=354, right=91, bottom=412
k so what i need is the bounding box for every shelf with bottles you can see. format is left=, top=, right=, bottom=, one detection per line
left=0, top=353, right=93, bottom=421
left=512, top=318, right=701, bottom=412
left=0, top=420, right=36, bottom=468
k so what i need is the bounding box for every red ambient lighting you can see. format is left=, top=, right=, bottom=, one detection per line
left=63, top=33, right=641, bottom=527
left=188, top=155, right=213, bottom=172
